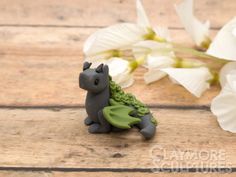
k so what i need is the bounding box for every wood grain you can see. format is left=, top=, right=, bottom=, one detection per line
left=0, top=108, right=235, bottom=168
left=0, top=27, right=220, bottom=107
left=0, top=0, right=235, bottom=176
left=0, top=56, right=220, bottom=107
left=0, top=27, right=218, bottom=56
left=0, top=171, right=235, bottom=177
left=0, top=0, right=234, bottom=28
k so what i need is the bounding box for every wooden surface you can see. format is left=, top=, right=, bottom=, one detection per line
left=0, top=171, right=235, bottom=177
left=0, top=0, right=235, bottom=176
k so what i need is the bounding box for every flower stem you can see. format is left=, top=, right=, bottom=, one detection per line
left=169, top=42, right=228, bottom=64
left=173, top=57, right=205, bottom=68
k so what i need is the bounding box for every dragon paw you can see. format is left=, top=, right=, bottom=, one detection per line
left=88, top=123, right=100, bottom=133
left=84, top=117, right=93, bottom=126
left=88, top=123, right=111, bottom=133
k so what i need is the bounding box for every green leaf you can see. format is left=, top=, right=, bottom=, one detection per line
left=103, top=104, right=141, bottom=129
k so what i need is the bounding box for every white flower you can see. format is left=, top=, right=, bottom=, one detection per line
left=175, top=0, right=210, bottom=48
left=207, top=17, right=236, bottom=61
left=211, top=71, right=236, bottom=133
left=136, top=0, right=170, bottom=41
left=83, top=23, right=148, bottom=60
left=101, top=57, right=134, bottom=88
left=144, top=55, right=175, bottom=83
left=84, top=0, right=164, bottom=62
left=84, top=0, right=170, bottom=64
left=133, top=41, right=211, bottom=97
left=133, top=40, right=175, bottom=82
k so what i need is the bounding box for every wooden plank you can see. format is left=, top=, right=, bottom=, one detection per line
left=0, top=55, right=220, bottom=107
left=0, top=108, right=235, bottom=168
left=0, top=27, right=218, bottom=56
left=52, top=172, right=236, bottom=177
left=0, top=171, right=235, bottom=177
left=0, top=0, right=234, bottom=28
left=0, top=27, right=221, bottom=106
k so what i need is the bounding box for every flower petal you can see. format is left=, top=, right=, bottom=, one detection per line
left=211, top=91, right=236, bottom=133
left=144, top=69, right=167, bottom=84
left=83, top=23, right=147, bottom=55
left=233, top=27, right=236, bottom=37
left=153, top=26, right=171, bottom=41
left=106, top=57, right=130, bottom=76
left=136, top=0, right=150, bottom=27
left=142, top=54, right=174, bottom=84
left=117, top=74, right=134, bottom=88
left=226, top=74, right=236, bottom=93
left=84, top=52, right=113, bottom=63
left=133, top=40, right=174, bottom=62
left=146, top=55, right=174, bottom=69
left=219, top=62, right=236, bottom=87
left=175, top=0, right=210, bottom=46
left=207, top=17, right=236, bottom=61
left=105, top=57, right=134, bottom=88
left=161, top=67, right=212, bottom=97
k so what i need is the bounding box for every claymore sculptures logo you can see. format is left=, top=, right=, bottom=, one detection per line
left=149, top=145, right=232, bottom=173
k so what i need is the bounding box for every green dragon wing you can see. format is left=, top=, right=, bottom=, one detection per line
left=103, top=99, right=141, bottom=129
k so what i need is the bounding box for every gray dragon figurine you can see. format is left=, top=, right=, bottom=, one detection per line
left=79, top=62, right=157, bottom=139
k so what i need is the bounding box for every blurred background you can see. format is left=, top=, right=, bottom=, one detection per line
left=0, top=0, right=236, bottom=176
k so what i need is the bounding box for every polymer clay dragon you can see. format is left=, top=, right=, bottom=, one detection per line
left=79, top=62, right=157, bottom=139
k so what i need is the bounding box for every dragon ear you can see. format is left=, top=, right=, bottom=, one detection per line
left=96, top=64, right=104, bottom=73
left=83, top=62, right=92, bottom=71
left=103, top=64, right=109, bottom=75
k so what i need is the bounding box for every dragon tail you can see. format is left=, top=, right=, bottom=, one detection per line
left=137, top=113, right=157, bottom=139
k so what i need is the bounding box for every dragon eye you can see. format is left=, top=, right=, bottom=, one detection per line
left=94, top=78, right=99, bottom=85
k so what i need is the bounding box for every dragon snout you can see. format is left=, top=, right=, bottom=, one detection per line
left=79, top=72, right=87, bottom=90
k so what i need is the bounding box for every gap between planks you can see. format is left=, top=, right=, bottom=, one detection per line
left=0, top=167, right=235, bottom=173
left=0, top=104, right=210, bottom=111
left=0, top=24, right=222, bottom=30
